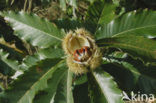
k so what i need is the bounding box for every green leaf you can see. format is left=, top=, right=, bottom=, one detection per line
left=102, top=52, right=156, bottom=95
left=96, top=10, right=156, bottom=39
left=54, top=19, right=83, bottom=31
left=97, top=36, right=156, bottom=62
left=52, top=72, right=68, bottom=103
left=85, top=0, right=116, bottom=33
left=88, top=69, right=124, bottom=103
left=0, top=60, right=14, bottom=75
left=33, top=69, right=73, bottom=103
left=19, top=47, right=64, bottom=70
left=0, top=38, right=24, bottom=61
left=0, top=49, right=19, bottom=71
left=0, top=11, right=64, bottom=48
left=38, top=47, right=64, bottom=59
left=73, top=82, right=91, bottom=103
left=73, top=74, right=88, bottom=85
left=121, top=62, right=156, bottom=95
left=53, top=70, right=74, bottom=103
left=0, top=59, right=67, bottom=103
left=0, top=43, right=23, bottom=61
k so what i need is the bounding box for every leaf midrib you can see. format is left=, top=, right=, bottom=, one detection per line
left=5, top=16, right=63, bottom=41
left=112, top=25, right=156, bottom=37
left=98, top=42, right=156, bottom=54
left=113, top=62, right=156, bottom=81
left=92, top=72, right=111, bottom=103
left=67, top=70, right=73, bottom=103
left=17, top=60, right=64, bottom=103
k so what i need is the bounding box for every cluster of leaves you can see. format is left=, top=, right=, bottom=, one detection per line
left=0, top=0, right=156, bottom=103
